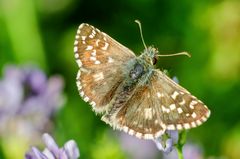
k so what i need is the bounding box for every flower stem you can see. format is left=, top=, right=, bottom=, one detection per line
left=175, top=130, right=187, bottom=159
left=176, top=145, right=184, bottom=159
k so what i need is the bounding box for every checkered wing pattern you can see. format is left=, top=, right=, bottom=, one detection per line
left=74, top=23, right=136, bottom=113
left=102, top=70, right=210, bottom=139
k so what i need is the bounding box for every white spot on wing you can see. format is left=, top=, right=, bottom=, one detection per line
left=95, top=60, right=101, bottom=64
left=96, top=39, right=100, bottom=46
left=123, top=126, right=129, bottom=133
left=190, top=105, right=194, bottom=109
left=191, top=122, right=197, bottom=127
left=136, top=132, right=142, bottom=138
left=183, top=123, right=190, bottom=129
left=103, top=36, right=107, bottom=41
left=196, top=120, right=202, bottom=125
left=93, top=72, right=104, bottom=81
left=144, top=108, right=153, bottom=120
left=90, top=101, right=96, bottom=107
left=75, top=35, right=80, bottom=39
left=176, top=124, right=183, bottom=130
left=201, top=116, right=207, bottom=122
left=128, top=129, right=135, bottom=135
left=89, top=34, right=94, bottom=38
left=167, top=124, right=175, bottom=130
left=76, top=81, right=82, bottom=90
left=80, top=91, right=84, bottom=97
left=144, top=134, right=154, bottom=139
left=74, top=40, right=78, bottom=45
left=79, top=24, right=84, bottom=29
left=86, top=45, right=93, bottom=50
left=81, top=36, right=86, bottom=40
left=76, top=70, right=81, bottom=79
left=101, top=42, right=109, bottom=50
left=190, top=100, right=198, bottom=106
left=80, top=67, right=88, bottom=73
left=161, top=124, right=166, bottom=129
left=177, top=107, right=183, bottom=114
left=206, top=110, right=211, bottom=118
left=179, top=99, right=186, bottom=105
left=76, top=59, right=82, bottom=67
left=74, top=46, right=78, bottom=53
left=90, top=56, right=96, bottom=61
left=84, top=96, right=89, bottom=102
left=108, top=57, right=114, bottom=63
left=157, top=92, right=163, bottom=98
left=171, top=91, right=179, bottom=99
left=91, top=50, right=96, bottom=56
left=191, top=112, right=197, bottom=118
left=162, top=105, right=170, bottom=113
left=74, top=53, right=79, bottom=58
left=169, top=104, right=176, bottom=110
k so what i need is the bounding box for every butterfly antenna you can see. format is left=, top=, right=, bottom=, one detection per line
left=135, top=20, right=147, bottom=50
left=157, top=51, right=191, bottom=58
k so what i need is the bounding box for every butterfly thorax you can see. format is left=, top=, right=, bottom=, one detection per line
left=125, top=46, right=158, bottom=85
left=124, top=46, right=159, bottom=87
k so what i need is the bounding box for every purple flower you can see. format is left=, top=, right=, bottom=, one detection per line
left=0, top=65, right=64, bottom=139
left=183, top=143, right=203, bottom=159
left=25, top=133, right=80, bottom=159
left=119, top=132, right=159, bottom=159
left=154, top=130, right=179, bottom=154
left=163, top=143, right=203, bottom=159
left=118, top=131, right=179, bottom=158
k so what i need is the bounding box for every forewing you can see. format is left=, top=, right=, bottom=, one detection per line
left=74, top=23, right=136, bottom=113
left=102, top=70, right=210, bottom=139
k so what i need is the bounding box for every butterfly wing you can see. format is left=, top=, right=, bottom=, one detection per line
left=74, top=23, right=136, bottom=113
left=102, top=70, right=210, bottom=139
left=149, top=70, right=210, bottom=130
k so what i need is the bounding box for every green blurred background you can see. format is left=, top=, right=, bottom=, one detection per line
left=0, top=0, right=240, bottom=158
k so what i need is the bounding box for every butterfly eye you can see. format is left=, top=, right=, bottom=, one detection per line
left=152, top=55, right=158, bottom=65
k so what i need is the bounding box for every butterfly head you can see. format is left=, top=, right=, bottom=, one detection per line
left=141, top=46, right=159, bottom=66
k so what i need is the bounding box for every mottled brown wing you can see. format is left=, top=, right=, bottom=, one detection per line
left=102, top=83, right=167, bottom=140
left=74, top=23, right=136, bottom=113
left=102, top=70, right=210, bottom=139
left=149, top=70, right=210, bottom=130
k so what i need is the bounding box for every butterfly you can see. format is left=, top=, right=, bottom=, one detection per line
left=73, top=22, right=210, bottom=139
